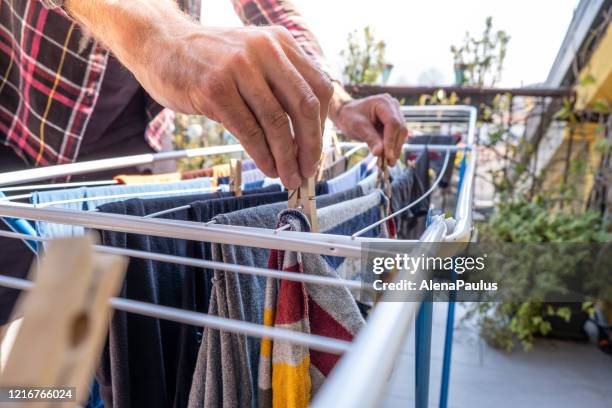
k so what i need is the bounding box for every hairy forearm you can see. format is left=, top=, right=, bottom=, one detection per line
left=64, top=0, right=192, bottom=70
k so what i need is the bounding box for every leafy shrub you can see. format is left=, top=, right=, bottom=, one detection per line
left=468, top=197, right=610, bottom=351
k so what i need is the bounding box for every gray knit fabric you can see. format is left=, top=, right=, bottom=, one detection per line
left=187, top=187, right=364, bottom=408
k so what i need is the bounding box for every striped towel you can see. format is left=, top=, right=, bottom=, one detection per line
left=258, top=209, right=365, bottom=408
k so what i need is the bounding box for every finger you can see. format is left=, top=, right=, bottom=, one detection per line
left=236, top=73, right=301, bottom=189
left=212, top=84, right=278, bottom=178
left=355, top=119, right=384, bottom=157
left=374, top=98, right=404, bottom=165
left=262, top=44, right=324, bottom=178
left=275, top=30, right=334, bottom=133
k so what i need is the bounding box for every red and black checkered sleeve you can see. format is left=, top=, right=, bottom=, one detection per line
left=40, top=0, right=64, bottom=9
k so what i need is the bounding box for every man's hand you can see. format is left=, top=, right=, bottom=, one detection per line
left=66, top=1, right=333, bottom=189
left=331, top=90, right=408, bottom=166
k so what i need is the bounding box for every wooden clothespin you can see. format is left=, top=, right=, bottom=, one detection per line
left=376, top=156, right=392, bottom=197
left=376, top=156, right=392, bottom=217
left=287, top=176, right=318, bottom=232
left=330, top=130, right=342, bottom=159
left=229, top=158, right=242, bottom=197
left=0, top=235, right=127, bottom=407
left=317, top=129, right=342, bottom=182
left=316, top=149, right=328, bottom=182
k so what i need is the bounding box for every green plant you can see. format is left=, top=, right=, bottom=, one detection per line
left=468, top=197, right=611, bottom=351
left=450, top=17, right=510, bottom=87
left=340, top=26, right=387, bottom=85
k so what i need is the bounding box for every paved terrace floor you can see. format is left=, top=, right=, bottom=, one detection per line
left=382, top=302, right=612, bottom=408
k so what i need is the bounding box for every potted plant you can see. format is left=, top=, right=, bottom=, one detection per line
left=467, top=197, right=611, bottom=351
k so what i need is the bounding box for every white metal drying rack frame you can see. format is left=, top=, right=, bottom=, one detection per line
left=0, top=105, right=477, bottom=408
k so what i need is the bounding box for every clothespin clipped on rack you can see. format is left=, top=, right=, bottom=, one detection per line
left=0, top=235, right=127, bottom=407
left=316, top=129, right=343, bottom=182
left=316, top=150, right=327, bottom=182
left=376, top=156, right=393, bottom=209
left=330, top=130, right=342, bottom=159
left=287, top=176, right=318, bottom=232
left=229, top=158, right=242, bottom=197
left=376, top=155, right=393, bottom=219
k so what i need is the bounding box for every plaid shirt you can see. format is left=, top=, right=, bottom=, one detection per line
left=0, top=0, right=333, bottom=167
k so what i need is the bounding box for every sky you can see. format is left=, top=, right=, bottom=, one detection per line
left=202, top=0, right=579, bottom=87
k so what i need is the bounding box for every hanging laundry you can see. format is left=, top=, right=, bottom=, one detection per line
left=114, top=172, right=182, bottom=184
left=243, top=179, right=265, bottom=190
left=95, top=191, right=230, bottom=408
left=188, top=188, right=387, bottom=408
left=212, top=163, right=231, bottom=179
left=31, top=178, right=215, bottom=245
left=187, top=187, right=362, bottom=408
left=181, top=168, right=215, bottom=180
left=326, top=155, right=376, bottom=194
left=242, top=169, right=266, bottom=185
left=215, top=169, right=266, bottom=188
left=263, top=155, right=374, bottom=194
left=408, top=135, right=457, bottom=188
left=94, top=185, right=281, bottom=408
left=258, top=209, right=366, bottom=408
left=357, top=170, right=379, bottom=195
left=391, top=165, right=429, bottom=239
left=70, top=154, right=430, bottom=408
left=404, top=149, right=431, bottom=238
left=241, top=159, right=257, bottom=171
left=180, top=160, right=257, bottom=182
left=318, top=156, right=348, bottom=181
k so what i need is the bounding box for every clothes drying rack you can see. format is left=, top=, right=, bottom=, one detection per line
left=0, top=105, right=477, bottom=408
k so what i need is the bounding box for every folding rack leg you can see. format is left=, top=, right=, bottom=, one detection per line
left=439, top=271, right=456, bottom=408
left=439, top=153, right=468, bottom=408
left=415, top=301, right=433, bottom=408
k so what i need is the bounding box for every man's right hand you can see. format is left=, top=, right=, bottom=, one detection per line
left=67, top=1, right=333, bottom=189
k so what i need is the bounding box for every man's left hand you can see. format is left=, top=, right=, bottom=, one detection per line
left=331, top=93, right=408, bottom=166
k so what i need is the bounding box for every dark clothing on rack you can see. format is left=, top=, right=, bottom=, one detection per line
left=391, top=166, right=429, bottom=239
left=94, top=185, right=281, bottom=408
left=0, top=221, right=35, bottom=325
left=408, top=135, right=457, bottom=188
left=403, top=149, right=431, bottom=239
left=95, top=191, right=226, bottom=408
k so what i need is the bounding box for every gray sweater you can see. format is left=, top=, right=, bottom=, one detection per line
left=188, top=187, right=384, bottom=408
